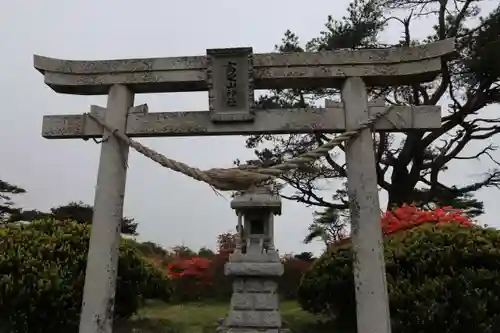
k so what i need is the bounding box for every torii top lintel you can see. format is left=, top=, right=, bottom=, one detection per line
left=33, top=39, right=456, bottom=95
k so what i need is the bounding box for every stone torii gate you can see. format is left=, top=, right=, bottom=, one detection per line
left=34, top=39, right=455, bottom=333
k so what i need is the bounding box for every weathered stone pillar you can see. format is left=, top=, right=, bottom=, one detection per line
left=342, top=77, right=391, bottom=333
left=79, top=84, right=134, bottom=333
left=218, top=186, right=288, bottom=333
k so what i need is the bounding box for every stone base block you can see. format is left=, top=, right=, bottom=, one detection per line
left=225, top=262, right=283, bottom=276
left=226, top=310, right=281, bottom=327
left=229, top=251, right=280, bottom=263
left=231, top=292, right=279, bottom=311
left=220, top=266, right=287, bottom=333
left=233, top=279, right=278, bottom=293
left=217, top=328, right=290, bottom=333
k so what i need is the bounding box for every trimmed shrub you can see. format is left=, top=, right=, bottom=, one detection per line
left=166, top=250, right=233, bottom=302
left=298, top=223, right=500, bottom=333
left=0, top=219, right=171, bottom=333
left=279, top=257, right=312, bottom=300
left=165, top=249, right=312, bottom=302
left=167, top=256, right=212, bottom=302
left=204, top=249, right=232, bottom=301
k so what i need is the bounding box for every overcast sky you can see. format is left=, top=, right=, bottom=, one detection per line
left=1, top=0, right=498, bottom=256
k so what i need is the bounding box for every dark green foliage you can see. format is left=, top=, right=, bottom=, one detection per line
left=409, top=190, right=485, bottom=218
left=298, top=224, right=500, bottom=333
left=10, top=201, right=138, bottom=235
left=294, top=252, right=316, bottom=262
left=460, top=5, right=500, bottom=84
left=198, top=247, right=215, bottom=258
left=136, top=241, right=169, bottom=257
left=170, top=245, right=197, bottom=258
left=0, top=219, right=170, bottom=333
left=0, top=179, right=26, bottom=221
left=304, top=207, right=348, bottom=246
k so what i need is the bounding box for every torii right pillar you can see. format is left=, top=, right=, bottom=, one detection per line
left=343, top=77, right=392, bottom=333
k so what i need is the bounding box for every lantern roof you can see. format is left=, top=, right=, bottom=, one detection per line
left=230, top=185, right=282, bottom=215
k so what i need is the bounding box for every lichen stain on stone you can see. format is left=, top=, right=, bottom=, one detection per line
left=95, top=314, right=106, bottom=332
left=90, top=295, right=115, bottom=333
left=349, top=192, right=361, bottom=235
left=106, top=295, right=115, bottom=322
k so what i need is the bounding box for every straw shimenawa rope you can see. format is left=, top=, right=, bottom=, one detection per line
left=86, top=106, right=395, bottom=191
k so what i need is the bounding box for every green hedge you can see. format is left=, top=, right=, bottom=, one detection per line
left=0, top=219, right=171, bottom=333
left=298, top=224, right=500, bottom=333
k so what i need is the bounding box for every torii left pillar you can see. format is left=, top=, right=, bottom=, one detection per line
left=79, top=84, right=134, bottom=333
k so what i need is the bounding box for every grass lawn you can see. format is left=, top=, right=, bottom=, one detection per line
left=115, top=300, right=347, bottom=333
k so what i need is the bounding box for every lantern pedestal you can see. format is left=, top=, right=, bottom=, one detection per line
left=218, top=251, right=289, bottom=333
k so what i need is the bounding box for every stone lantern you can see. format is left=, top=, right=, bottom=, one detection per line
left=230, top=185, right=281, bottom=256
left=218, top=185, right=288, bottom=333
